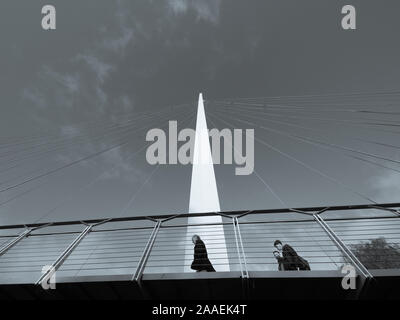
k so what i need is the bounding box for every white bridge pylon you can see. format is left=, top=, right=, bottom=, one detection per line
left=184, top=93, right=230, bottom=272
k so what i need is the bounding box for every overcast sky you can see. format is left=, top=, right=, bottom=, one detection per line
left=0, top=0, right=400, bottom=225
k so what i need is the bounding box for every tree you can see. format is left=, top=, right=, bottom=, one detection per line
left=349, top=237, right=400, bottom=269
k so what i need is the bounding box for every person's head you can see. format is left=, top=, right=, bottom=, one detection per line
left=274, top=240, right=282, bottom=251
left=273, top=250, right=280, bottom=258
left=192, top=234, right=201, bottom=244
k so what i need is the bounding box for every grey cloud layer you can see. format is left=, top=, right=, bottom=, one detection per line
left=1, top=0, right=400, bottom=224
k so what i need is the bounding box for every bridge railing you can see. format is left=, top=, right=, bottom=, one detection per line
left=0, top=203, right=399, bottom=285
left=237, top=215, right=345, bottom=271
left=143, top=219, right=240, bottom=274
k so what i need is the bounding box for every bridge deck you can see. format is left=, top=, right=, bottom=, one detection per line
left=1, top=270, right=399, bottom=299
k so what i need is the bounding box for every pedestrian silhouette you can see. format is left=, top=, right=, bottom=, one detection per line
left=273, top=240, right=311, bottom=271
left=273, top=250, right=285, bottom=270
left=191, top=235, right=216, bottom=272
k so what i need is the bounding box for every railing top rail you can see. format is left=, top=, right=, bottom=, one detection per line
left=0, top=201, right=399, bottom=231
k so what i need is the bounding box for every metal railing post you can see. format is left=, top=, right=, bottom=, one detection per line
left=313, top=214, right=372, bottom=279
left=36, top=224, right=93, bottom=285
left=0, top=223, right=53, bottom=257
left=233, top=217, right=250, bottom=299
left=35, top=218, right=112, bottom=286
left=0, top=228, right=32, bottom=257
left=133, top=220, right=161, bottom=282
left=232, top=217, right=244, bottom=278
left=234, top=217, right=249, bottom=279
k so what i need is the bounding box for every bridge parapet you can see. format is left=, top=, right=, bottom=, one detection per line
left=0, top=203, right=399, bottom=299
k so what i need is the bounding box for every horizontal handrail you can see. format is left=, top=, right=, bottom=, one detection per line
left=0, top=201, right=399, bottom=230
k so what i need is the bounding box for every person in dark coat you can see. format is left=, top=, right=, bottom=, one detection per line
left=191, top=235, right=216, bottom=272
left=273, top=250, right=285, bottom=271
left=273, top=240, right=311, bottom=271
left=297, top=256, right=311, bottom=270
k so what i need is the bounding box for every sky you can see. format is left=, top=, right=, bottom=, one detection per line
left=1, top=0, right=400, bottom=225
